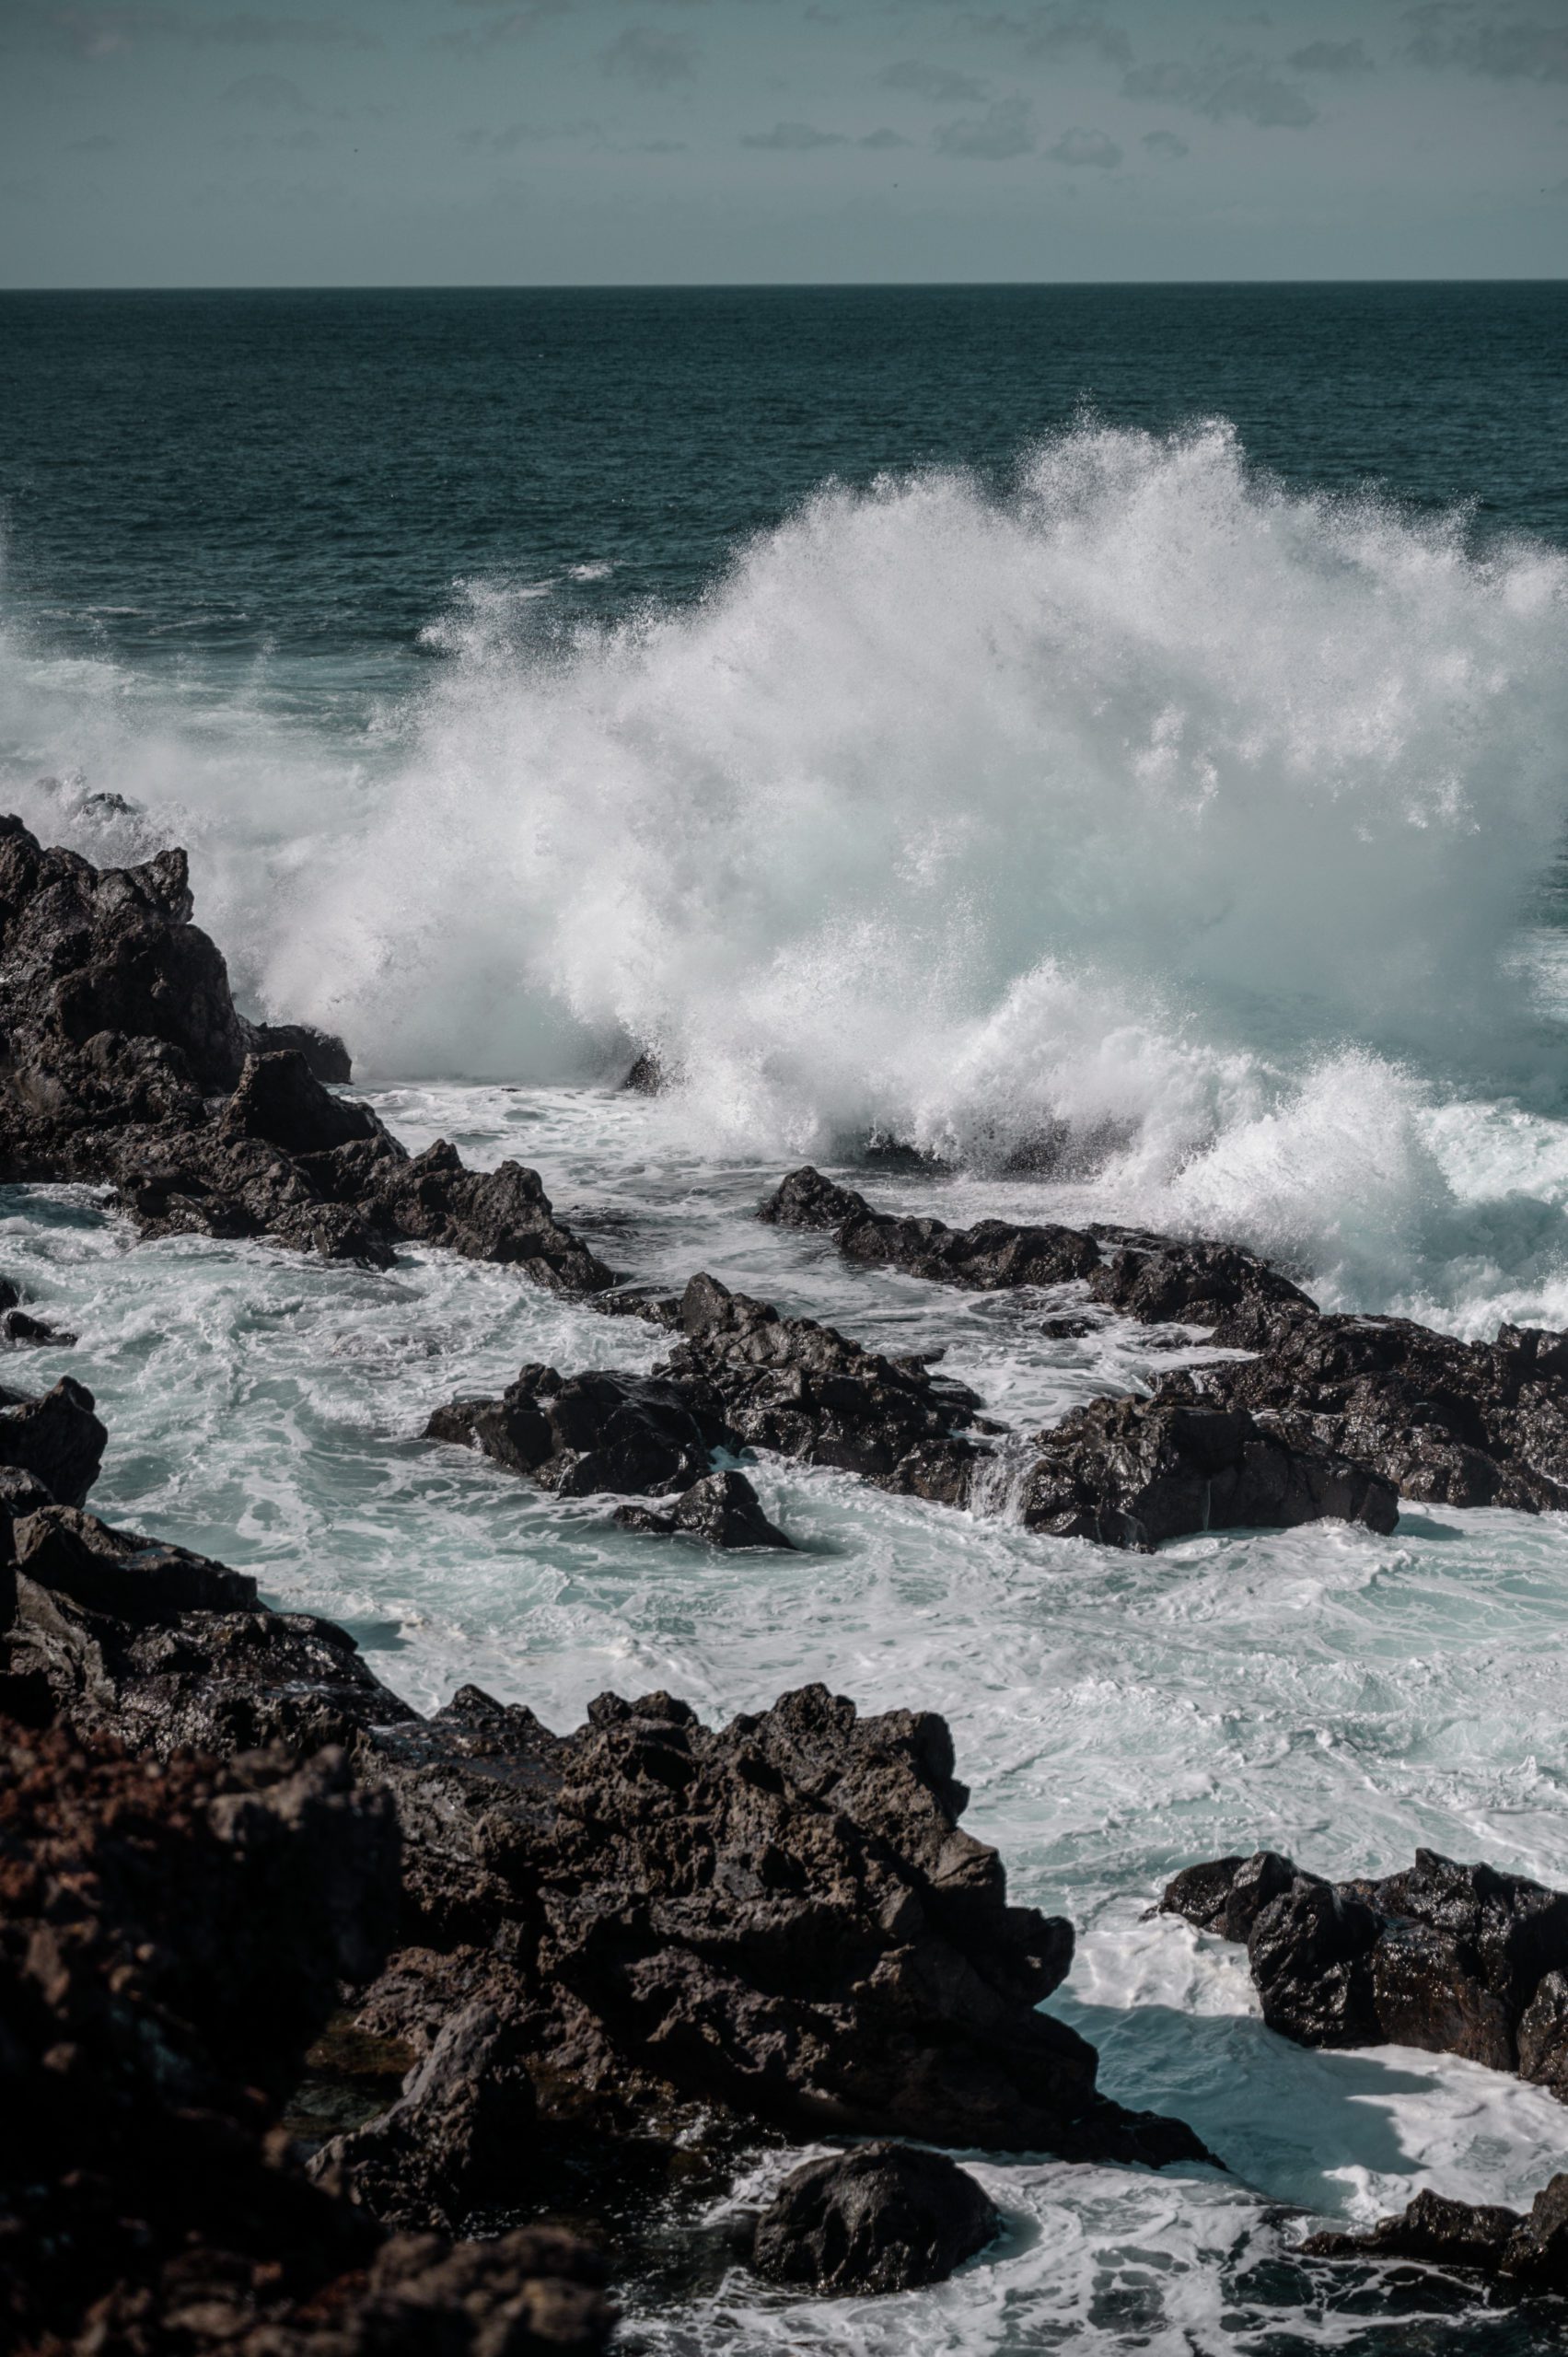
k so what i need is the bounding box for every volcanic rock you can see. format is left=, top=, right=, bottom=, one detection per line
left=428, top=1364, right=723, bottom=1498
left=1163, top=1847, right=1568, bottom=2084
left=1022, top=1395, right=1399, bottom=1550
left=0, top=1373, right=106, bottom=1507
left=0, top=817, right=613, bottom=1290
left=749, top=2141, right=1000, bottom=2294
left=1301, top=2177, right=1568, bottom=2293
left=761, top=1165, right=1098, bottom=1290
left=0, top=1716, right=612, bottom=2356
left=615, top=1467, right=794, bottom=1549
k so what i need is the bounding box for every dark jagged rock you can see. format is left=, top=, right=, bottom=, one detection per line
left=615, top=1467, right=795, bottom=1549
left=1163, top=1847, right=1568, bottom=2085
left=1, top=1306, right=75, bottom=1346
left=429, top=1272, right=992, bottom=1515
left=1167, top=1312, right=1568, bottom=1512
left=251, top=1017, right=354, bottom=1083
left=622, top=1049, right=666, bottom=1095
left=661, top=1271, right=990, bottom=1505
left=3, top=1501, right=418, bottom=1756
left=344, top=1678, right=1210, bottom=2202
left=428, top=1364, right=723, bottom=1498
left=0, top=1373, right=106, bottom=1507
left=1022, top=1395, right=1399, bottom=1550
left=0, top=817, right=613, bottom=1290
left=749, top=2141, right=1000, bottom=2294
left=761, top=1165, right=1098, bottom=1291
left=0, top=1717, right=612, bottom=2357
left=762, top=1167, right=1568, bottom=1525
left=1301, top=2177, right=1568, bottom=2293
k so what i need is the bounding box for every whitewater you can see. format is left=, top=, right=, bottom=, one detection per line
left=5, top=415, right=1568, bottom=2351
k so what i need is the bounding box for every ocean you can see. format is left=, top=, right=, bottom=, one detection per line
left=4, top=281, right=1568, bottom=2352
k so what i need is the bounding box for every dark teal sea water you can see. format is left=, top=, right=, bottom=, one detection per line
left=5, top=284, right=1568, bottom=2356
left=2, top=283, right=1565, bottom=685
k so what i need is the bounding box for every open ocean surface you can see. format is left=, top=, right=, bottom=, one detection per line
left=4, top=283, right=1568, bottom=2352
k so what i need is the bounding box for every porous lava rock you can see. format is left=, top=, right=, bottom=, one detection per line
left=749, top=2141, right=1000, bottom=2294
left=1163, top=1847, right=1568, bottom=2086
left=1021, top=1395, right=1398, bottom=1550
left=1301, top=2177, right=1568, bottom=2293
left=429, top=1272, right=992, bottom=1516
left=335, top=1678, right=1211, bottom=2211
left=0, top=816, right=612, bottom=1289
left=763, top=1167, right=1568, bottom=1519
left=615, top=1467, right=794, bottom=1549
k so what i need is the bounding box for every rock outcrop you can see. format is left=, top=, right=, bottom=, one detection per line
left=429, top=1271, right=993, bottom=1518
left=749, top=2142, right=1000, bottom=2294
left=0, top=817, right=612, bottom=1289
left=615, top=1467, right=794, bottom=1549
left=0, top=1716, right=611, bottom=2357
left=1162, top=1848, right=1568, bottom=2086
left=0, top=1375, right=105, bottom=1508
left=1301, top=2177, right=1568, bottom=2293
left=1022, top=1395, right=1398, bottom=1550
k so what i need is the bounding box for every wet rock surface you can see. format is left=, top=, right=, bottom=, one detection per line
left=762, top=1164, right=1568, bottom=1527
left=615, top=1467, right=795, bottom=1549
left=429, top=1271, right=993, bottom=1518
left=749, top=2141, right=1001, bottom=2294
left=0, top=816, right=613, bottom=1290
left=1022, top=1395, right=1398, bottom=1551
left=1301, top=2177, right=1568, bottom=2293
left=0, top=1375, right=106, bottom=1508
left=1163, top=1847, right=1568, bottom=2084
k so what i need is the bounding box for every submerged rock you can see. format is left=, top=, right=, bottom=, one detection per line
left=1163, top=1847, right=1568, bottom=2086
left=1022, top=1395, right=1398, bottom=1550
left=0, top=817, right=613, bottom=1290
left=749, top=2142, right=1000, bottom=2294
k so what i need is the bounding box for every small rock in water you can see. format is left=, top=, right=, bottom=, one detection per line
left=616, top=1468, right=794, bottom=1549
left=1302, top=2176, right=1568, bottom=2293
left=749, top=2141, right=1001, bottom=2294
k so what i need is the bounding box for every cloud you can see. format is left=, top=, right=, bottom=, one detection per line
left=1141, top=127, right=1189, bottom=155
left=935, top=93, right=1036, bottom=157
left=600, top=23, right=697, bottom=87
left=66, top=130, right=118, bottom=147
left=741, top=120, right=846, bottom=148
left=966, top=7, right=1133, bottom=67
left=473, top=117, right=601, bottom=149
left=1, top=6, right=377, bottom=55
left=1405, top=13, right=1568, bottom=80
left=1123, top=52, right=1316, bottom=125
left=220, top=70, right=309, bottom=107
left=431, top=0, right=571, bottom=50
left=1045, top=124, right=1121, bottom=164
left=860, top=125, right=912, bottom=146
left=880, top=58, right=987, bottom=100
left=1289, top=36, right=1375, bottom=71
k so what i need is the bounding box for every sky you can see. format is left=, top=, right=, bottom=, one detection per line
left=0, top=0, right=1564, bottom=284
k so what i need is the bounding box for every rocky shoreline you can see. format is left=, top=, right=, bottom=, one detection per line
left=8, top=815, right=1568, bottom=2338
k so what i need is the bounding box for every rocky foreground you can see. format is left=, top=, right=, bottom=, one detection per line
left=10, top=815, right=1568, bottom=2327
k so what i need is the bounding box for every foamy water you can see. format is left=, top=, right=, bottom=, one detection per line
left=3, top=420, right=1568, bottom=2351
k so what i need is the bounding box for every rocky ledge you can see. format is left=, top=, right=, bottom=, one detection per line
left=431, top=1268, right=1396, bottom=1552
left=0, top=1717, right=613, bottom=2356
left=762, top=1166, right=1568, bottom=1521
left=0, top=816, right=611, bottom=1287
left=1161, top=1847, right=1568, bottom=2093
left=1300, top=2178, right=1568, bottom=2293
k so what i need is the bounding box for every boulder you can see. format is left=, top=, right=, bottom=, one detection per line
left=1021, top=1395, right=1398, bottom=1550
left=0, top=1374, right=106, bottom=1506
left=1163, top=1847, right=1568, bottom=2087
left=749, top=2142, right=1000, bottom=2294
